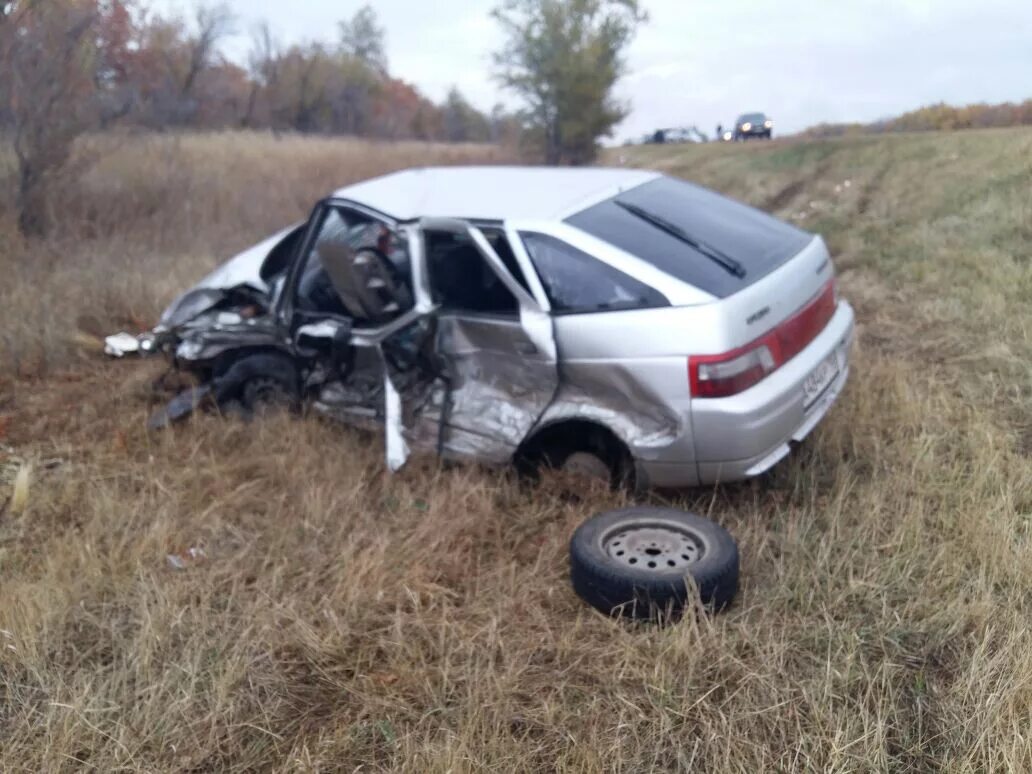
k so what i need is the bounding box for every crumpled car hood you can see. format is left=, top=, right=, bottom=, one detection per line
left=191, top=223, right=300, bottom=294
left=156, top=222, right=300, bottom=332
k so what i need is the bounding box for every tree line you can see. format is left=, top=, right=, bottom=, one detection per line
left=0, top=1, right=510, bottom=142
left=0, top=0, right=645, bottom=237
left=802, top=100, right=1032, bottom=139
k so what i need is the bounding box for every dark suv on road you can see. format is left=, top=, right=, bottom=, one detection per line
left=733, top=112, right=773, bottom=140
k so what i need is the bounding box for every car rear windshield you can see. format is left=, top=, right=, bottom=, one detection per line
left=565, top=176, right=813, bottom=299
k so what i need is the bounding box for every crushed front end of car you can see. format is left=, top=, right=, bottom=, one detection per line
left=105, top=227, right=301, bottom=427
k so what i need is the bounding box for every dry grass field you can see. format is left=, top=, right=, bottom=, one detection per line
left=1, top=128, right=1030, bottom=772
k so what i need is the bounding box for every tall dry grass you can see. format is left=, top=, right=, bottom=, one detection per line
left=1, top=128, right=1030, bottom=771
left=0, top=131, right=518, bottom=375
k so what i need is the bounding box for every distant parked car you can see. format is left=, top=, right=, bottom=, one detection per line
left=663, top=126, right=707, bottom=143
left=733, top=112, right=773, bottom=140
left=645, top=126, right=707, bottom=145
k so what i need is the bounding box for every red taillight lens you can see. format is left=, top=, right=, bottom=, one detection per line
left=775, top=279, right=837, bottom=364
left=689, top=279, right=837, bottom=399
left=690, top=342, right=777, bottom=398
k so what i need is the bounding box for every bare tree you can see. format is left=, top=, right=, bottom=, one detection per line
left=243, top=20, right=279, bottom=128
left=181, top=2, right=234, bottom=100
left=0, top=0, right=104, bottom=236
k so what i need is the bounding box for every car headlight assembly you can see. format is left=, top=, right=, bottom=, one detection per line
left=175, top=337, right=207, bottom=362
left=764, top=119, right=773, bottom=128
left=741, top=122, right=752, bottom=131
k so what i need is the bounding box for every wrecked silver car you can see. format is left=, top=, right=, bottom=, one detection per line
left=116, top=166, right=855, bottom=488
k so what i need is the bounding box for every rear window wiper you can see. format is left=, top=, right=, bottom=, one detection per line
left=614, top=200, right=746, bottom=278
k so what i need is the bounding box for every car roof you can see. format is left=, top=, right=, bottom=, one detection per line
left=332, top=165, right=661, bottom=222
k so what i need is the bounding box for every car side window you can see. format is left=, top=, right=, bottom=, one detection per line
left=520, top=232, right=669, bottom=314
left=425, top=230, right=519, bottom=316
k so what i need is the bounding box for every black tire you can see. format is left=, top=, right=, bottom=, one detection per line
left=570, top=507, right=739, bottom=620
left=212, top=352, right=300, bottom=414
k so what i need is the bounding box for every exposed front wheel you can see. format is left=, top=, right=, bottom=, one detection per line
left=214, top=352, right=301, bottom=415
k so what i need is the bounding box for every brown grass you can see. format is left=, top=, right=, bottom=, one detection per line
left=1, top=128, right=1030, bottom=771
left=0, top=131, right=517, bottom=375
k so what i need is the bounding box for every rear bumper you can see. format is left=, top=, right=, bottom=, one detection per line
left=637, top=300, right=854, bottom=488
left=694, top=300, right=854, bottom=483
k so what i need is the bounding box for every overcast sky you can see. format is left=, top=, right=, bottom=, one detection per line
left=153, top=0, right=1032, bottom=141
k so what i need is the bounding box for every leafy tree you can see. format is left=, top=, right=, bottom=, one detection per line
left=0, top=0, right=512, bottom=239
left=488, top=103, right=524, bottom=145
left=339, top=4, right=387, bottom=74
left=0, top=0, right=139, bottom=236
left=492, top=0, right=645, bottom=164
left=371, top=77, right=439, bottom=140
left=131, top=2, right=235, bottom=125
left=441, top=87, right=491, bottom=142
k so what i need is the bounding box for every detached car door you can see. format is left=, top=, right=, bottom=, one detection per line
left=419, top=219, right=558, bottom=465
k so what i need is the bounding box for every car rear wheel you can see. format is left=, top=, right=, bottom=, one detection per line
left=518, top=423, right=636, bottom=491
left=570, top=507, right=739, bottom=619
left=560, top=451, right=612, bottom=482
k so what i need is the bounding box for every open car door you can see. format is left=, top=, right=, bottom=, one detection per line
left=286, top=203, right=434, bottom=470
left=286, top=204, right=558, bottom=471
left=416, top=218, right=559, bottom=465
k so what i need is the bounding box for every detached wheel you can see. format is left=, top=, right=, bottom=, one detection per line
left=570, top=507, right=739, bottom=619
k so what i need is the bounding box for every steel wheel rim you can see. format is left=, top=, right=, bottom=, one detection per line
left=602, top=522, right=705, bottom=571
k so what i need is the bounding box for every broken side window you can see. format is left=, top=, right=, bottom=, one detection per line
left=259, top=224, right=305, bottom=282
left=296, top=207, right=412, bottom=324
left=426, top=230, right=519, bottom=316
left=296, top=208, right=372, bottom=316
left=519, top=232, right=669, bottom=314
left=479, top=226, right=532, bottom=297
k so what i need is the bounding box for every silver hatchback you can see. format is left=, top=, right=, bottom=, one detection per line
left=128, top=166, right=854, bottom=489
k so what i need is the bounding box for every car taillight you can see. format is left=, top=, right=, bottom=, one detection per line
left=690, top=340, right=778, bottom=398
left=689, top=279, right=837, bottom=398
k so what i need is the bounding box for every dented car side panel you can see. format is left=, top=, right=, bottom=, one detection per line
left=414, top=217, right=559, bottom=464
left=433, top=315, right=557, bottom=464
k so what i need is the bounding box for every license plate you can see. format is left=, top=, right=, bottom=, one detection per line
left=803, top=352, right=839, bottom=408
